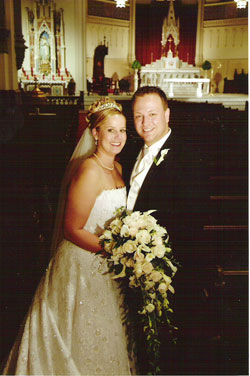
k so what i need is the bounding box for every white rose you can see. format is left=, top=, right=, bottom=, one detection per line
left=134, top=251, right=145, bottom=263
left=145, top=253, right=155, bottom=262
left=122, top=240, right=137, bottom=254
left=137, top=218, right=147, bottom=229
left=134, top=262, right=143, bottom=278
left=110, top=218, right=122, bottom=232
left=136, top=229, right=151, bottom=244
left=113, top=246, right=123, bottom=256
left=146, top=303, right=155, bottom=313
left=152, top=245, right=165, bottom=258
left=101, top=229, right=112, bottom=239
left=125, top=258, right=134, bottom=268
left=124, top=211, right=141, bottom=227
left=155, top=224, right=167, bottom=237
left=142, top=261, right=154, bottom=275
left=128, top=227, right=138, bottom=237
left=158, top=282, right=168, bottom=294
left=143, top=213, right=157, bottom=230
left=140, top=244, right=152, bottom=253
left=120, top=225, right=130, bottom=237
left=150, top=270, right=162, bottom=282
left=152, top=235, right=163, bottom=247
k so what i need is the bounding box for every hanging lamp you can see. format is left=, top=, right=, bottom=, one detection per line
left=234, top=0, right=248, bottom=8
left=115, top=0, right=127, bottom=7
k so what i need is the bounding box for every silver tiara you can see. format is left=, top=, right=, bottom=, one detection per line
left=97, top=102, right=121, bottom=112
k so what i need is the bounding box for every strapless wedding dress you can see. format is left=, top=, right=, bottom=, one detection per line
left=3, top=187, right=131, bottom=375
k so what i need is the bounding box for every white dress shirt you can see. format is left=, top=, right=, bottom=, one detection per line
left=127, top=129, right=171, bottom=211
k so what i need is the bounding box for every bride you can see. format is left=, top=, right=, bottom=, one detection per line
left=3, top=97, right=132, bottom=375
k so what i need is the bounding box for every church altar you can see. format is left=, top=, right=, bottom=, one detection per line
left=140, top=53, right=209, bottom=98
left=138, top=0, right=210, bottom=98
left=19, top=0, right=74, bottom=96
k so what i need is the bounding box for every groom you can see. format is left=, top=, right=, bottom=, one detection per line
left=126, top=85, right=203, bottom=256
left=124, top=86, right=207, bottom=374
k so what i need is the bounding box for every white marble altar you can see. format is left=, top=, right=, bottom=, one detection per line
left=139, top=51, right=209, bottom=98
left=138, top=0, right=210, bottom=98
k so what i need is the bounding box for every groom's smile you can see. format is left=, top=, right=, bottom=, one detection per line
left=133, top=93, right=170, bottom=146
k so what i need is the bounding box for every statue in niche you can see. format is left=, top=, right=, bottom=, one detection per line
left=39, top=32, right=50, bottom=64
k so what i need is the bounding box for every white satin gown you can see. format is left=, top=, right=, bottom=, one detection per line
left=3, top=187, right=131, bottom=375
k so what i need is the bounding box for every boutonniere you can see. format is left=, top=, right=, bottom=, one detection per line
left=154, top=149, right=170, bottom=166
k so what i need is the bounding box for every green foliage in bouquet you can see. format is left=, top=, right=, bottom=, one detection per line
left=99, top=208, right=180, bottom=375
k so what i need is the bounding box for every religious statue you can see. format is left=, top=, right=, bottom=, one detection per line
left=39, top=33, right=50, bottom=64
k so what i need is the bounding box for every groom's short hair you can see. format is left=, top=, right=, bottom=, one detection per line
left=132, top=86, right=168, bottom=110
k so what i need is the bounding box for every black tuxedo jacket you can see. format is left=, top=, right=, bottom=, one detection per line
left=123, top=129, right=207, bottom=265
left=122, top=130, right=209, bottom=374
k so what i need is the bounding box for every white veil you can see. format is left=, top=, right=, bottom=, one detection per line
left=50, top=126, right=96, bottom=256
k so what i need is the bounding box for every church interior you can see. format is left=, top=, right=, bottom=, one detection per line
left=0, top=0, right=248, bottom=374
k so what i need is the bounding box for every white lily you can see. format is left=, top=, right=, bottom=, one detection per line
left=154, top=148, right=170, bottom=166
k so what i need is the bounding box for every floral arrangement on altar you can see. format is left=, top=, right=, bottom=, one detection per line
left=99, top=208, right=179, bottom=375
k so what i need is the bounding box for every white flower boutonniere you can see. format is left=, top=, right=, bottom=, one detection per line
left=154, top=149, right=170, bottom=166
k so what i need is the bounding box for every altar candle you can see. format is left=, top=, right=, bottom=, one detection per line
left=52, top=74, right=55, bottom=80
left=61, top=75, right=64, bottom=81
left=31, top=67, right=33, bottom=76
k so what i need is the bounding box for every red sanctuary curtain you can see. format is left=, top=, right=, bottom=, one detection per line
left=135, top=4, right=198, bottom=66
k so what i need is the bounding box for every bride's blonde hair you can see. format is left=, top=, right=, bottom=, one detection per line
left=86, top=97, right=123, bottom=130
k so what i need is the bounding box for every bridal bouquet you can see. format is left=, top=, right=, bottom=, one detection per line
left=99, top=207, right=179, bottom=375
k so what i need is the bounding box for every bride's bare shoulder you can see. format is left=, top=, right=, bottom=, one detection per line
left=74, top=156, right=100, bottom=182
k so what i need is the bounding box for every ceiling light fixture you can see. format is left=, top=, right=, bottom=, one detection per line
left=115, top=0, right=127, bottom=7
left=234, top=0, right=248, bottom=8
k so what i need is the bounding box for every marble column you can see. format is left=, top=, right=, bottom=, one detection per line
left=128, top=0, right=136, bottom=65
left=0, top=0, right=18, bottom=90
left=74, top=0, right=87, bottom=94
left=195, top=0, right=204, bottom=67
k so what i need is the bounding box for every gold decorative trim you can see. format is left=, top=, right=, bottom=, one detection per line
left=204, top=1, right=236, bottom=6
left=204, top=17, right=248, bottom=27
left=87, top=15, right=129, bottom=28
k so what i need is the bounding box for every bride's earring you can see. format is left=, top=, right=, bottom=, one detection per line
left=95, top=138, right=98, bottom=145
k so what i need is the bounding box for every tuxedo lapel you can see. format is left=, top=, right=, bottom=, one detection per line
left=138, top=135, right=174, bottom=193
